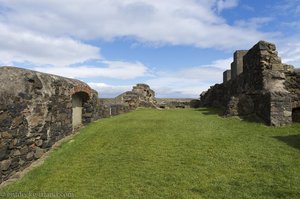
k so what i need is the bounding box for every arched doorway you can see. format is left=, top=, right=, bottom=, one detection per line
left=292, top=107, right=300, bottom=123
left=72, top=92, right=89, bottom=129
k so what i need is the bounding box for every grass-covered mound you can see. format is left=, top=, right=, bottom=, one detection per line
left=1, top=108, right=299, bottom=198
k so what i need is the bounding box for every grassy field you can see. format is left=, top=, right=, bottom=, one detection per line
left=1, top=108, right=300, bottom=199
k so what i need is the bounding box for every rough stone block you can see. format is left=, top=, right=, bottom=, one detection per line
left=26, top=152, right=34, bottom=161
left=0, top=143, right=8, bottom=161
left=231, top=50, right=248, bottom=79
left=0, top=159, right=11, bottom=171
left=223, top=70, right=231, bottom=83
left=34, top=147, right=44, bottom=159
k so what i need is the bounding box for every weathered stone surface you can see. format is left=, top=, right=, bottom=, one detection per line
left=26, top=152, right=34, bottom=161
left=231, top=50, right=248, bottom=79
left=20, top=146, right=29, bottom=155
left=0, top=143, right=8, bottom=160
left=34, top=147, right=44, bottom=159
left=0, top=159, right=11, bottom=171
left=35, top=139, right=43, bottom=147
left=13, top=150, right=21, bottom=156
left=1, top=131, right=12, bottom=139
left=223, top=70, right=231, bottom=83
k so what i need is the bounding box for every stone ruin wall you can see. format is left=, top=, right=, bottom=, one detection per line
left=156, top=98, right=200, bottom=108
left=115, top=84, right=158, bottom=108
left=284, top=70, right=300, bottom=122
left=103, top=84, right=201, bottom=110
left=0, top=67, right=102, bottom=184
left=100, top=84, right=158, bottom=113
left=201, top=41, right=300, bottom=126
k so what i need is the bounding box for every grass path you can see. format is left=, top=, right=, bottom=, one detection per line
left=1, top=108, right=300, bottom=198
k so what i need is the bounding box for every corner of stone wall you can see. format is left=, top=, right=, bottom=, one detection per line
left=269, top=91, right=292, bottom=126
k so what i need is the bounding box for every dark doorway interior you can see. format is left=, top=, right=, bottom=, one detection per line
left=292, top=107, right=300, bottom=123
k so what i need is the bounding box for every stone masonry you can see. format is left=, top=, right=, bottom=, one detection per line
left=156, top=98, right=194, bottom=108
left=0, top=67, right=101, bottom=183
left=201, top=41, right=300, bottom=126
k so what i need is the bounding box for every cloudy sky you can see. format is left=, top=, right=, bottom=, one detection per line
left=0, top=0, right=299, bottom=98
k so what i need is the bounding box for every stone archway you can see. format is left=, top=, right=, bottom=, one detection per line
left=72, top=92, right=89, bottom=129
left=292, top=107, right=300, bottom=123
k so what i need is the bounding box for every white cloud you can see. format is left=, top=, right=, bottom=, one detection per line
left=216, top=0, right=239, bottom=13
left=0, top=0, right=270, bottom=49
left=235, top=17, right=273, bottom=30
left=146, top=57, right=231, bottom=98
left=33, top=60, right=149, bottom=79
left=2, top=0, right=298, bottom=99
left=88, top=83, right=132, bottom=98
left=273, top=0, right=300, bottom=16
left=84, top=57, right=231, bottom=98
left=0, top=23, right=100, bottom=66
left=0, top=22, right=149, bottom=80
left=279, top=40, right=300, bottom=68
left=146, top=77, right=213, bottom=98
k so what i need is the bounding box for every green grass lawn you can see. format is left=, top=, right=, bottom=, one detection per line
left=1, top=108, right=300, bottom=199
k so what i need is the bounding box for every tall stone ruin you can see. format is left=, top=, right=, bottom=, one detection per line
left=201, top=41, right=300, bottom=126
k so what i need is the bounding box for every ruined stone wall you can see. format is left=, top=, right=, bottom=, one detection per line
left=156, top=98, right=194, bottom=108
left=0, top=67, right=100, bottom=183
left=115, top=84, right=158, bottom=109
left=201, top=41, right=298, bottom=126
left=98, top=99, right=132, bottom=118
left=285, top=71, right=300, bottom=122
left=98, top=84, right=157, bottom=117
left=231, top=50, right=248, bottom=79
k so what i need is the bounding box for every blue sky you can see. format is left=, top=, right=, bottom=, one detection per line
left=0, top=0, right=299, bottom=98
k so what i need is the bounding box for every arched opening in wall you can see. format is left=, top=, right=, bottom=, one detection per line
left=292, top=107, right=300, bottom=123
left=72, top=92, right=89, bottom=129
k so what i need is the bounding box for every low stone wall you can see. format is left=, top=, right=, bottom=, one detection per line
left=99, top=99, right=133, bottom=117
left=0, top=67, right=100, bottom=184
left=156, top=98, right=196, bottom=108
left=201, top=41, right=299, bottom=126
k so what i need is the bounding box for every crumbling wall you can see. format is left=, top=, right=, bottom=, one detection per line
left=115, top=84, right=158, bottom=108
left=201, top=41, right=298, bottom=126
left=285, top=71, right=300, bottom=123
left=0, top=67, right=100, bottom=183
left=98, top=84, right=157, bottom=116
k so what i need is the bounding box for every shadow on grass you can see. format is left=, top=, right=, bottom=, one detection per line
left=195, top=107, right=265, bottom=125
left=273, top=134, right=300, bottom=150
left=195, top=107, right=224, bottom=116
left=239, top=114, right=265, bottom=125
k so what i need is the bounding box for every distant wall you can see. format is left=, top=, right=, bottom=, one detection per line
left=0, top=67, right=100, bottom=184
left=156, top=98, right=199, bottom=108
left=98, top=99, right=132, bottom=118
